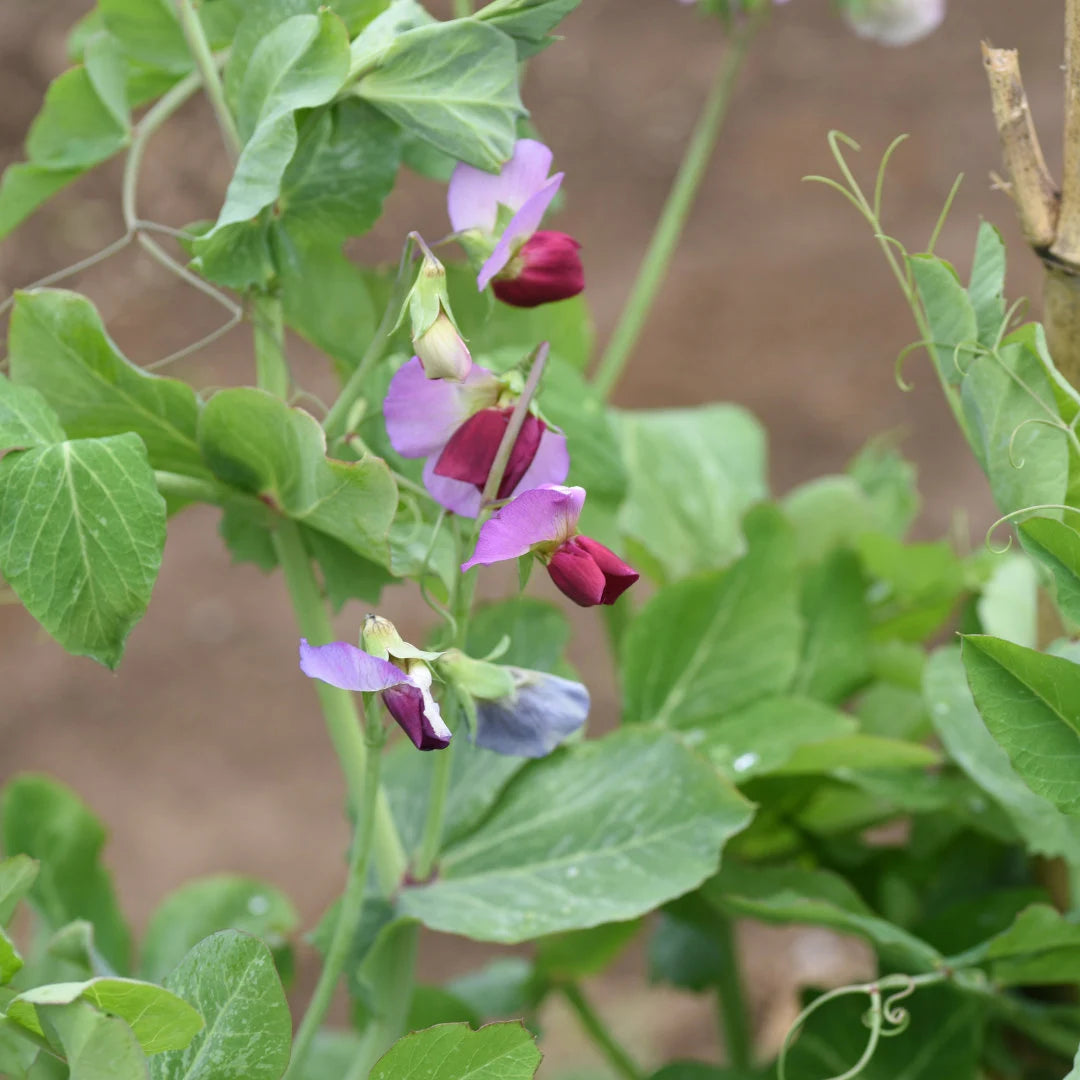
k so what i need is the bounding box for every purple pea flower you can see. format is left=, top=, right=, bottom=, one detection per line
left=384, top=353, right=569, bottom=518
left=299, top=638, right=452, bottom=751
left=474, top=669, right=590, bottom=757
left=448, top=139, right=585, bottom=309
left=462, top=484, right=639, bottom=608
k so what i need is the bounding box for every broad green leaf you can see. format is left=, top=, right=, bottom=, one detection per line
left=398, top=729, right=753, bottom=943
left=7, top=979, right=202, bottom=1054
left=98, top=0, right=190, bottom=73
left=0, top=164, right=83, bottom=242
left=150, top=931, right=291, bottom=1080
left=39, top=1000, right=150, bottom=1080
left=618, top=406, right=768, bottom=582
left=446, top=959, right=540, bottom=1021
left=369, top=1022, right=540, bottom=1080
left=0, top=855, right=39, bottom=924
left=1019, top=516, right=1080, bottom=625
left=467, top=598, right=571, bottom=673
left=474, top=0, right=583, bottom=58
left=621, top=505, right=801, bottom=727
left=407, top=987, right=481, bottom=1031
left=698, top=697, right=856, bottom=781
left=82, top=34, right=130, bottom=132
left=25, top=67, right=129, bottom=169
left=706, top=863, right=942, bottom=971
left=303, top=528, right=393, bottom=612
left=8, top=290, right=206, bottom=477
left=781, top=476, right=880, bottom=564
left=967, top=220, right=1007, bottom=346
left=648, top=912, right=725, bottom=993
left=768, top=734, right=939, bottom=775
left=45, top=920, right=113, bottom=979
left=346, top=0, right=435, bottom=73
left=976, top=552, right=1038, bottom=648
left=279, top=100, right=400, bottom=237
left=909, top=254, right=978, bottom=386
left=1, top=357, right=86, bottom=465
left=847, top=437, right=920, bottom=539
left=960, top=338, right=1068, bottom=515
left=925, top=647, right=1080, bottom=860
left=793, top=549, right=871, bottom=704
left=218, top=506, right=278, bottom=573
left=356, top=21, right=524, bottom=171
left=1, top=776, right=131, bottom=973
left=140, top=876, right=299, bottom=984
left=198, top=388, right=397, bottom=564
left=951, top=904, right=1080, bottom=985
left=962, top=635, right=1080, bottom=815
left=0, top=925, right=23, bottom=984
left=0, top=433, right=166, bottom=668
left=533, top=919, right=641, bottom=981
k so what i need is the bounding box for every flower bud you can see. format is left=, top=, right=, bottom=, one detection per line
left=842, top=0, right=944, bottom=46
left=433, top=407, right=546, bottom=499
left=492, top=231, right=585, bottom=309
left=360, top=614, right=441, bottom=662
left=414, top=308, right=472, bottom=381
left=546, top=535, right=639, bottom=607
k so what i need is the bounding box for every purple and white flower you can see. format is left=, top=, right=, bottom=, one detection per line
left=448, top=139, right=585, bottom=309
left=384, top=352, right=568, bottom=517
left=462, top=484, right=639, bottom=607
left=299, top=638, right=451, bottom=751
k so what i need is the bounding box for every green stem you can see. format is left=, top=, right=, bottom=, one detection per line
left=592, top=13, right=763, bottom=400
left=414, top=742, right=454, bottom=880
left=253, top=294, right=291, bottom=398
left=562, top=984, right=644, bottom=1080
left=177, top=0, right=242, bottom=158
left=284, top=734, right=382, bottom=1080
left=713, top=916, right=752, bottom=1072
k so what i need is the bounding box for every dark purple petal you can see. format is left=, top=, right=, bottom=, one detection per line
left=575, top=536, right=640, bottom=604
left=462, top=485, right=585, bottom=570
left=474, top=669, right=589, bottom=758
left=546, top=538, right=607, bottom=606
left=433, top=408, right=545, bottom=498
left=499, top=413, right=546, bottom=499
left=299, top=639, right=408, bottom=692
left=448, top=139, right=556, bottom=234
left=492, top=231, right=584, bottom=309
left=382, top=681, right=452, bottom=751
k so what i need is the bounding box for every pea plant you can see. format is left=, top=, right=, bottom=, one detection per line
left=4, top=1, right=1080, bottom=1079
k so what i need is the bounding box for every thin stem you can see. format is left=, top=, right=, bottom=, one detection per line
left=1054, top=0, right=1080, bottom=263
left=562, top=984, right=644, bottom=1080
left=592, top=13, right=763, bottom=400
left=176, top=0, right=241, bottom=159
left=284, top=731, right=381, bottom=1080
left=713, top=916, right=752, bottom=1072
left=414, top=740, right=454, bottom=880
left=253, top=293, right=291, bottom=398
left=273, top=521, right=406, bottom=893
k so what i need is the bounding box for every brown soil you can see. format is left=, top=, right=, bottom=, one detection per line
left=0, top=0, right=1062, bottom=1072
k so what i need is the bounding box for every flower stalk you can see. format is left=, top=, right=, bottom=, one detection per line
left=562, top=983, right=644, bottom=1080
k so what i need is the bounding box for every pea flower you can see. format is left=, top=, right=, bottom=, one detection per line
left=406, top=243, right=471, bottom=381
left=384, top=349, right=568, bottom=518
left=462, top=484, right=639, bottom=607
left=438, top=650, right=589, bottom=758
left=448, top=138, right=585, bottom=309
left=299, top=617, right=451, bottom=751
left=842, top=0, right=944, bottom=46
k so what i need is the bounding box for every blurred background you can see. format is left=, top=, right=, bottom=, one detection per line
left=0, top=0, right=1065, bottom=1071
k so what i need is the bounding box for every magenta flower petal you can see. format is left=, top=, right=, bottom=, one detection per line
left=423, top=456, right=484, bottom=517
left=477, top=174, right=564, bottom=290
left=546, top=539, right=608, bottom=607
left=513, top=428, right=570, bottom=495
left=575, top=536, right=640, bottom=604
left=462, top=484, right=585, bottom=570
left=448, top=139, right=556, bottom=234
left=491, top=231, right=584, bottom=308
left=384, top=358, right=498, bottom=459
left=382, top=663, right=452, bottom=750
left=299, top=639, right=408, bottom=692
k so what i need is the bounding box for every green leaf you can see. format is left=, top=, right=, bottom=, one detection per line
left=369, top=1022, right=540, bottom=1080
left=45, top=919, right=114, bottom=979
left=0, top=925, right=23, bottom=984
left=140, top=876, right=299, bottom=984
left=198, top=388, right=397, bottom=564
left=952, top=904, right=1080, bottom=986
left=0, top=376, right=66, bottom=451
left=7, top=979, right=202, bottom=1054
left=150, top=931, right=291, bottom=1080
left=474, top=0, right=583, bottom=58
left=398, top=729, right=753, bottom=943
left=706, top=863, right=942, bottom=971
left=962, top=635, right=1080, bottom=815
left=534, top=919, right=641, bottom=981
left=98, top=0, right=190, bottom=73
left=976, top=552, right=1038, bottom=648
left=466, top=598, right=570, bottom=673
left=781, top=476, right=881, bottom=564
left=407, top=987, right=481, bottom=1032
left=26, top=67, right=129, bottom=169
left=909, top=254, right=978, bottom=386
left=356, top=21, right=524, bottom=171
left=648, top=912, right=724, bottom=993
left=617, top=406, right=768, bottom=582
left=768, top=734, right=939, bottom=775
left=346, top=0, right=435, bottom=72
left=8, top=290, right=206, bottom=477
left=1020, top=516, right=1080, bottom=625
left=39, top=1000, right=150, bottom=1080
left=0, top=855, right=39, bottom=924
left=0, top=433, right=167, bottom=668
left=924, top=647, right=1080, bottom=860
left=847, top=438, right=920, bottom=539
left=1, top=776, right=132, bottom=973
left=303, top=528, right=393, bottom=612
left=698, top=697, right=856, bottom=781
left=0, top=164, right=83, bottom=242
left=446, top=959, right=540, bottom=1021
left=967, top=221, right=1007, bottom=346
left=621, top=505, right=801, bottom=727
left=218, top=506, right=278, bottom=573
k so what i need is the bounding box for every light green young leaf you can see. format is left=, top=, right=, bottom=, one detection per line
left=768, top=733, right=939, bottom=775
left=0, top=926, right=23, bottom=985
left=621, top=505, right=801, bottom=728
left=951, top=903, right=1080, bottom=986
left=0, top=855, right=39, bottom=924
left=82, top=33, right=131, bottom=131
left=1, top=776, right=132, bottom=973
left=140, top=876, right=299, bottom=984
left=909, top=254, right=978, bottom=386
left=474, top=0, right=583, bottom=58
left=355, top=21, right=524, bottom=171
left=967, top=220, right=1006, bottom=347
left=398, top=729, right=753, bottom=943
left=976, top=552, right=1038, bottom=648
left=0, top=433, right=166, bottom=668
left=369, top=1022, right=540, bottom=1080
left=7, top=978, right=202, bottom=1054
left=8, top=290, right=206, bottom=477
left=781, top=476, right=880, bottom=564
left=98, top=0, right=190, bottom=74
left=847, top=437, right=920, bottom=539
left=1019, top=516, right=1080, bottom=626
left=618, top=406, right=768, bottom=582
left=150, top=931, right=291, bottom=1080
left=25, top=67, right=130, bottom=169
left=0, top=375, right=66, bottom=451
left=39, top=1000, right=150, bottom=1080
left=962, top=635, right=1080, bottom=815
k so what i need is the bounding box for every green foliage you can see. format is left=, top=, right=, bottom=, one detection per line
left=38, top=1001, right=151, bottom=1080
left=370, top=1022, right=541, bottom=1080
left=1019, top=516, right=1080, bottom=625
left=475, top=0, right=584, bottom=58
left=0, top=855, right=39, bottom=925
